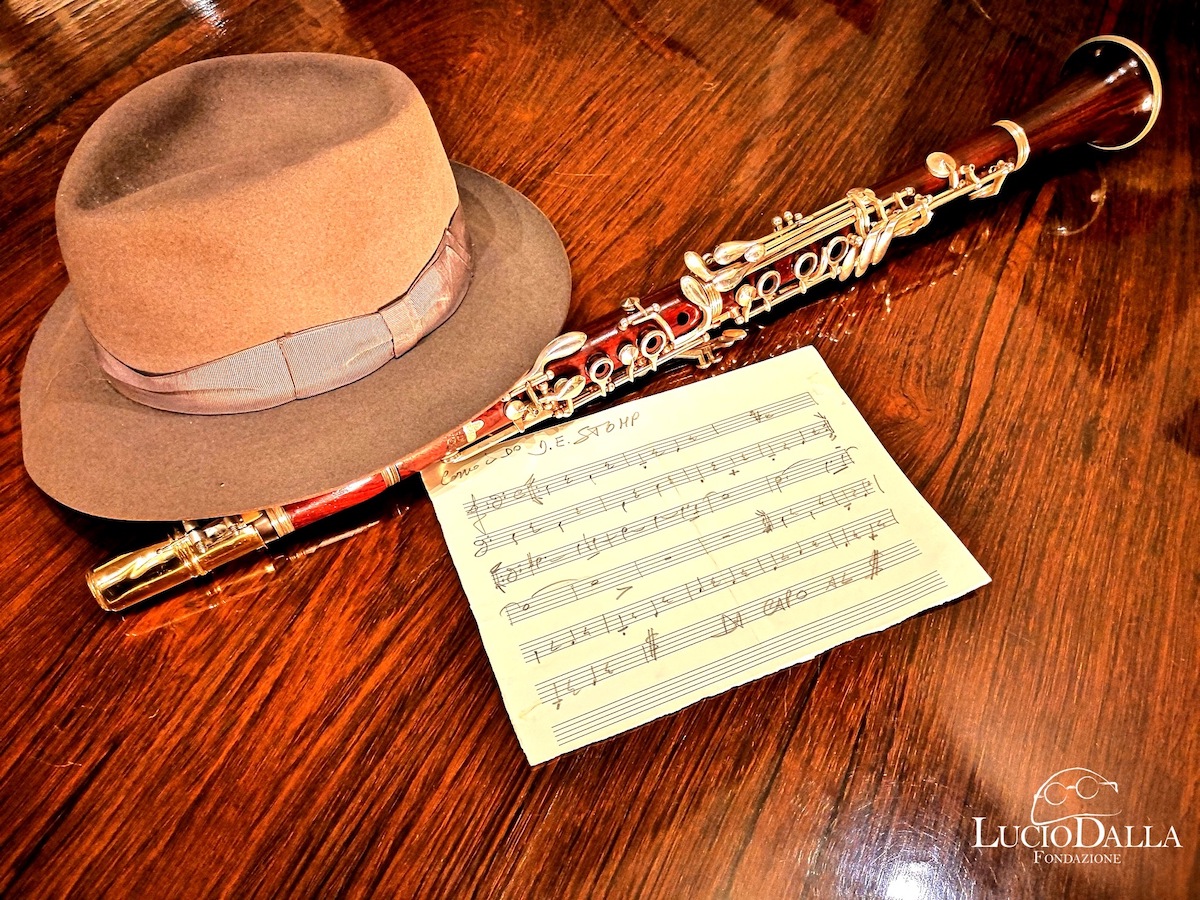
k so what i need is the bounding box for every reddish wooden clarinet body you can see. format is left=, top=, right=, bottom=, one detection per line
left=285, top=473, right=396, bottom=529
left=87, top=35, right=1161, bottom=610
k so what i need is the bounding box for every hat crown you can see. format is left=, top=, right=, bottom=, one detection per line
left=56, top=53, right=459, bottom=373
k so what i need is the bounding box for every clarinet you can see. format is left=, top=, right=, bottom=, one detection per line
left=88, top=35, right=1161, bottom=611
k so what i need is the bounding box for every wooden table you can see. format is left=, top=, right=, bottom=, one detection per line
left=1, top=1, right=1195, bottom=896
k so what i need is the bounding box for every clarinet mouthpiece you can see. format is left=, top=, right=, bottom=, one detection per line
left=87, top=516, right=270, bottom=612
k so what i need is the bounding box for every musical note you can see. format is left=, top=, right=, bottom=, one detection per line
left=824, top=445, right=855, bottom=476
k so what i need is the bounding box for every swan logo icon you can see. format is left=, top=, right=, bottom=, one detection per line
left=1030, top=767, right=1120, bottom=826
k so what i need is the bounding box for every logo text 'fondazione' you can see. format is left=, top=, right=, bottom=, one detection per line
left=971, top=768, right=1181, bottom=865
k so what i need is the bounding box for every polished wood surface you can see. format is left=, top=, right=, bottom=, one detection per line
left=1, top=1, right=1196, bottom=897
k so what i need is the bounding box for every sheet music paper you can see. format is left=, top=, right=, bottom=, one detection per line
left=423, top=346, right=989, bottom=764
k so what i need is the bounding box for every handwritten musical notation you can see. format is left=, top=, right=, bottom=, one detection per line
left=471, top=414, right=838, bottom=557
left=487, top=445, right=857, bottom=590
left=424, top=346, right=989, bottom=764
left=461, top=393, right=817, bottom=522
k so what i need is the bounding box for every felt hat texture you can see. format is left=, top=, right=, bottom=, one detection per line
left=21, top=53, right=571, bottom=521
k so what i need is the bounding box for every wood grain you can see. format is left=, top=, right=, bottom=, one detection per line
left=1, top=1, right=1196, bottom=897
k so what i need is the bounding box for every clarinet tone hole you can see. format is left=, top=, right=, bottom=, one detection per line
left=640, top=330, right=666, bottom=357
left=587, top=355, right=614, bottom=381
left=826, top=235, right=850, bottom=263
left=794, top=252, right=819, bottom=280
left=757, top=270, right=781, bottom=298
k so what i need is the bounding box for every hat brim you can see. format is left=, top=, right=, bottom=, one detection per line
left=21, top=164, right=571, bottom=521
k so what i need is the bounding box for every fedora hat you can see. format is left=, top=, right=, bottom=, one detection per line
left=20, top=53, right=571, bottom=521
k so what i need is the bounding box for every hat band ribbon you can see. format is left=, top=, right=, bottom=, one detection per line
left=92, top=208, right=472, bottom=415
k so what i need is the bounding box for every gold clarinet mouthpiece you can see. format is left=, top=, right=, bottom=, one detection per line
left=87, top=515, right=272, bottom=612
